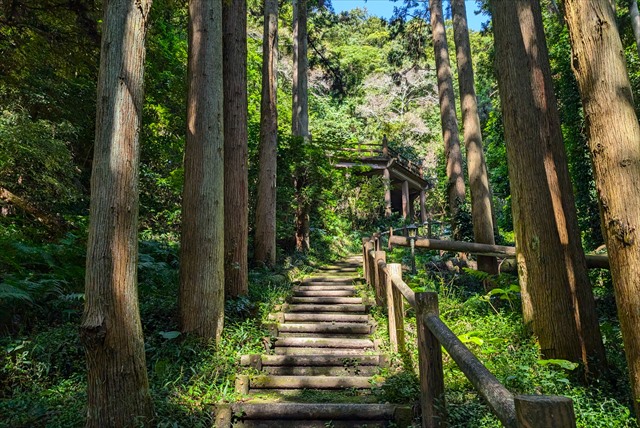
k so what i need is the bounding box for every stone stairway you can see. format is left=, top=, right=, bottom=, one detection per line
left=222, top=255, right=411, bottom=427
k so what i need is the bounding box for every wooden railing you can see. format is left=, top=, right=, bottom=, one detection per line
left=327, top=137, right=426, bottom=179
left=362, top=236, right=578, bottom=428
left=375, top=225, right=610, bottom=270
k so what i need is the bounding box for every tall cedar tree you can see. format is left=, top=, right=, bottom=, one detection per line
left=255, top=0, right=279, bottom=266
left=631, top=0, right=640, bottom=58
left=179, top=0, right=225, bottom=339
left=491, top=0, right=606, bottom=375
left=451, top=0, right=498, bottom=273
left=565, top=0, right=640, bottom=412
left=80, top=0, right=154, bottom=425
left=223, top=0, right=249, bottom=297
left=429, top=0, right=466, bottom=230
left=292, top=0, right=310, bottom=252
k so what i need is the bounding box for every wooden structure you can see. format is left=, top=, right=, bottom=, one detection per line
left=362, top=235, right=578, bottom=428
left=333, top=136, right=431, bottom=220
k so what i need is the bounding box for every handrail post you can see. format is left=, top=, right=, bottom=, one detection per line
left=416, top=292, right=446, bottom=428
left=367, top=247, right=376, bottom=292
left=362, top=238, right=373, bottom=285
left=515, top=395, right=576, bottom=428
left=373, top=251, right=386, bottom=306
left=382, top=134, right=389, bottom=157
left=386, top=263, right=405, bottom=353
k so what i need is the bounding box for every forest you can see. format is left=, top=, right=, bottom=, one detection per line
left=1, top=0, right=640, bottom=426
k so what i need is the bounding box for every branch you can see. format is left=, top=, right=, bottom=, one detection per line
left=0, top=185, right=69, bottom=233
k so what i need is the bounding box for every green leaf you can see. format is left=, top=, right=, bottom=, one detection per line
left=159, top=331, right=181, bottom=340
left=537, top=359, right=579, bottom=371
left=458, top=333, right=484, bottom=346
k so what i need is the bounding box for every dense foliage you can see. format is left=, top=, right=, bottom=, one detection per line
left=2, top=0, right=640, bottom=426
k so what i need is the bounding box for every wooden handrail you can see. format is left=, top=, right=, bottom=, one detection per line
left=389, top=235, right=610, bottom=270
left=362, top=237, right=577, bottom=428
left=424, top=313, right=517, bottom=427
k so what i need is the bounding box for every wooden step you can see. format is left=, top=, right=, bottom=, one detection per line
left=244, top=354, right=385, bottom=367
left=274, top=347, right=376, bottom=355
left=302, top=278, right=356, bottom=285
left=277, top=332, right=371, bottom=339
left=283, top=313, right=370, bottom=323
left=287, top=304, right=367, bottom=313
left=249, top=375, right=376, bottom=389
left=293, top=289, right=356, bottom=297
left=277, top=322, right=372, bottom=335
left=263, top=365, right=379, bottom=376
left=231, top=420, right=387, bottom=427
left=294, top=285, right=356, bottom=291
left=275, top=337, right=375, bottom=349
left=290, top=296, right=363, bottom=304
left=230, top=403, right=397, bottom=420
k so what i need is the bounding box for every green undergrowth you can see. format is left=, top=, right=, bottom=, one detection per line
left=371, top=247, right=638, bottom=428
left=0, top=237, right=307, bottom=427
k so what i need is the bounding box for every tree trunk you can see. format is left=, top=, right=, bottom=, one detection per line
left=451, top=0, right=497, bottom=274
left=254, top=0, right=279, bottom=266
left=292, top=0, right=310, bottom=252
left=630, top=0, right=640, bottom=58
left=492, top=0, right=606, bottom=377
left=429, top=0, right=466, bottom=231
left=179, top=0, right=224, bottom=340
left=80, top=0, right=153, bottom=425
left=223, top=0, right=248, bottom=297
left=564, top=0, right=640, bottom=411
left=292, top=0, right=309, bottom=138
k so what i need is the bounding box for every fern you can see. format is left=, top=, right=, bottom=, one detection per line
left=0, top=282, right=34, bottom=303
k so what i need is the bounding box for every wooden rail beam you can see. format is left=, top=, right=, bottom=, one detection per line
left=423, top=312, right=517, bottom=428
left=389, top=235, right=609, bottom=269
left=416, top=292, right=446, bottom=428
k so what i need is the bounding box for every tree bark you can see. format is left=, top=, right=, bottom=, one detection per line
left=80, top=0, right=153, bottom=425
left=254, top=0, right=279, bottom=266
left=223, top=0, right=248, bottom=297
left=630, top=0, right=640, bottom=58
left=451, top=0, right=497, bottom=274
left=564, top=0, right=640, bottom=412
left=429, top=0, right=466, bottom=231
left=292, top=0, right=309, bottom=138
left=179, top=0, right=224, bottom=340
left=292, top=0, right=310, bottom=252
left=492, top=0, right=606, bottom=377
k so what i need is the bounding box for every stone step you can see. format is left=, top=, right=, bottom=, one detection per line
left=294, top=285, right=356, bottom=291
left=277, top=322, right=372, bottom=335
left=290, top=296, right=363, bottom=304
left=274, top=347, right=375, bottom=355
left=283, top=313, right=370, bottom=323
left=263, top=365, right=379, bottom=376
left=293, top=289, right=356, bottom=297
left=287, top=304, right=367, bottom=313
left=275, top=337, right=375, bottom=349
left=244, top=354, right=385, bottom=367
left=248, top=375, right=376, bottom=389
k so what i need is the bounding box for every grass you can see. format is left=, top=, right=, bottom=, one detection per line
left=1, top=233, right=638, bottom=427
left=0, top=237, right=298, bottom=427
left=375, top=246, right=639, bottom=428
